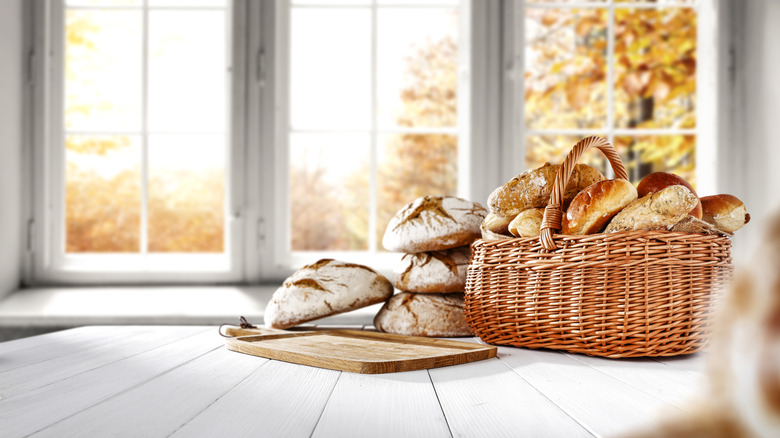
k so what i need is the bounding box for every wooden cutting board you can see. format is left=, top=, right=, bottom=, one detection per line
left=224, top=329, right=497, bottom=374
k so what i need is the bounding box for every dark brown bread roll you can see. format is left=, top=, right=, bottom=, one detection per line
left=700, top=194, right=750, bottom=233
left=636, top=172, right=702, bottom=219
left=562, top=179, right=638, bottom=235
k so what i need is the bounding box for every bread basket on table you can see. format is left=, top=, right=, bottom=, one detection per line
left=464, top=136, right=733, bottom=358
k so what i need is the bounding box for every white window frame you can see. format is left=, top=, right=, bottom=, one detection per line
left=27, top=0, right=246, bottom=285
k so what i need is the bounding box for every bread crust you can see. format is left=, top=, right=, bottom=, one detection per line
left=393, top=247, right=470, bottom=293
left=382, top=196, right=487, bottom=253
left=701, top=194, right=750, bottom=233
left=488, top=163, right=605, bottom=218
left=637, top=172, right=703, bottom=219
left=373, top=292, right=471, bottom=337
left=604, top=185, right=698, bottom=233
left=264, top=259, right=393, bottom=329
left=562, top=179, right=637, bottom=235
left=482, top=212, right=514, bottom=235
left=508, top=208, right=545, bottom=237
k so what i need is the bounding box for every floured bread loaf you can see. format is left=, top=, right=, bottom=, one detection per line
left=637, top=172, right=702, bottom=219
left=264, top=259, right=393, bottom=329
left=374, top=292, right=471, bottom=337
left=604, top=185, right=699, bottom=233
left=382, top=196, right=487, bottom=253
left=488, top=163, right=605, bottom=218
left=562, top=179, right=637, bottom=235
left=508, top=208, right=545, bottom=238
left=393, top=246, right=470, bottom=293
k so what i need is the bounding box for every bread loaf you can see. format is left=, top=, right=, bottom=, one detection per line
left=382, top=196, right=487, bottom=253
left=562, top=179, right=637, bottom=235
left=488, top=163, right=605, bottom=218
left=701, top=194, right=750, bottom=233
left=264, top=259, right=393, bottom=329
left=636, top=172, right=702, bottom=219
left=480, top=222, right=512, bottom=241
left=508, top=208, right=544, bottom=238
left=604, top=185, right=699, bottom=233
left=671, top=216, right=732, bottom=237
left=393, top=247, right=470, bottom=293
left=373, top=292, right=471, bottom=337
left=482, top=212, right=515, bottom=236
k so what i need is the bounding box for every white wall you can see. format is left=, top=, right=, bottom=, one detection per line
left=727, top=0, right=780, bottom=263
left=0, top=0, right=24, bottom=298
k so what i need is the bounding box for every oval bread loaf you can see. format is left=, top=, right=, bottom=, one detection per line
left=382, top=195, right=487, bottom=253
left=700, top=194, right=750, bottom=233
left=508, top=208, right=545, bottom=238
left=373, top=292, right=471, bottom=337
left=488, top=163, right=605, bottom=218
left=482, top=212, right=515, bottom=236
left=393, top=247, right=470, bottom=293
left=562, top=179, right=637, bottom=235
left=264, top=259, right=393, bottom=329
left=636, top=172, right=702, bottom=219
left=604, top=185, right=699, bottom=233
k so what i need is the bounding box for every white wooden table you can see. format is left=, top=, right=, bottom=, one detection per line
left=0, top=325, right=707, bottom=437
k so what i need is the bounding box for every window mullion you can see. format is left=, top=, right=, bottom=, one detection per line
left=606, top=0, right=616, bottom=178
left=368, top=0, right=378, bottom=253
left=140, top=0, right=150, bottom=255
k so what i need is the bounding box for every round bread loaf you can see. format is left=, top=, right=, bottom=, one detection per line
left=393, top=247, right=470, bottom=293
left=604, top=185, right=698, bottom=233
left=562, top=179, right=637, bottom=235
left=382, top=196, right=487, bottom=253
left=488, top=163, right=605, bottom=218
left=264, top=259, right=393, bottom=329
left=482, top=212, right=515, bottom=236
left=373, top=292, right=471, bottom=337
left=701, top=194, right=750, bottom=233
left=636, top=172, right=702, bottom=219
left=508, top=208, right=544, bottom=238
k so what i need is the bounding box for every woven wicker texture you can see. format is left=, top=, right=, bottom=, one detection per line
left=464, top=137, right=734, bottom=358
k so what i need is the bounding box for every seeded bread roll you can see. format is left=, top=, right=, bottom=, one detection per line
left=562, top=179, right=638, bottom=235
left=636, top=172, right=703, bottom=219
left=482, top=212, right=515, bottom=236
left=508, top=208, right=545, bottom=238
left=374, top=292, right=471, bottom=337
left=264, top=259, right=393, bottom=329
left=671, top=216, right=732, bottom=237
left=488, top=163, right=605, bottom=218
left=382, top=196, right=487, bottom=253
left=701, top=194, right=750, bottom=233
left=604, top=185, right=699, bottom=233
left=393, top=247, right=470, bottom=293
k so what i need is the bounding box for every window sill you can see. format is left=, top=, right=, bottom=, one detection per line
left=0, top=286, right=382, bottom=328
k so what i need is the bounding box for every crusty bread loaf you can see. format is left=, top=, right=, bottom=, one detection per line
left=562, top=179, right=637, bottom=235
left=508, top=208, right=544, bottom=238
left=393, top=246, right=470, bottom=293
left=637, top=172, right=702, bottom=219
left=488, top=163, right=605, bottom=218
left=373, top=292, right=471, bottom=337
left=480, top=222, right=512, bottom=241
left=382, top=196, right=487, bottom=253
left=264, top=259, right=393, bottom=329
left=482, top=212, right=515, bottom=236
left=671, top=216, right=732, bottom=237
left=701, top=194, right=750, bottom=233
left=604, top=185, right=699, bottom=233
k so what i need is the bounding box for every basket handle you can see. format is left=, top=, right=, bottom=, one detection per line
left=539, top=136, right=628, bottom=251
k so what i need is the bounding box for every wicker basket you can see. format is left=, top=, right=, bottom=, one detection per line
left=464, top=136, right=733, bottom=358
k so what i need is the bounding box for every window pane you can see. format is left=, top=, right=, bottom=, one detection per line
left=66, top=0, right=141, bottom=6
left=377, top=8, right=458, bottom=128
left=148, top=135, right=225, bottom=253
left=290, top=133, right=370, bottom=251
left=377, top=133, right=457, bottom=250
left=66, top=135, right=141, bottom=253
left=292, top=0, right=370, bottom=5
left=615, top=135, right=696, bottom=186
left=65, top=10, right=142, bottom=131
left=525, top=135, right=608, bottom=175
left=149, top=0, right=226, bottom=6
left=614, top=8, right=696, bottom=129
left=615, top=0, right=695, bottom=4
left=525, top=8, right=608, bottom=130
left=290, top=8, right=371, bottom=130
left=378, top=0, right=459, bottom=5
left=527, top=0, right=605, bottom=3
left=148, top=10, right=227, bottom=132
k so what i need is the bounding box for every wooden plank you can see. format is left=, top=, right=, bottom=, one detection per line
left=0, top=329, right=223, bottom=437
left=498, top=347, right=683, bottom=437
left=0, top=326, right=87, bottom=355
left=227, top=330, right=496, bottom=374
left=653, top=352, right=709, bottom=377
left=0, top=326, right=208, bottom=399
left=170, top=359, right=340, bottom=437
left=429, top=357, right=592, bottom=438
left=31, top=347, right=269, bottom=438
left=565, top=353, right=706, bottom=411
left=311, top=370, right=451, bottom=438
